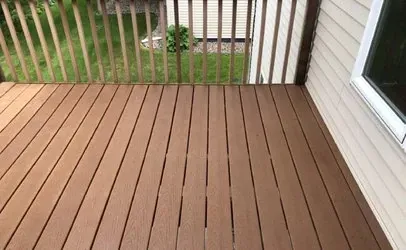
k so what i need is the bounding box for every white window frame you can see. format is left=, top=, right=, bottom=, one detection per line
left=351, top=0, right=406, bottom=148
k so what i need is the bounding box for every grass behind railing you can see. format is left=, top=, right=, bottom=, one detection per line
left=0, top=0, right=244, bottom=83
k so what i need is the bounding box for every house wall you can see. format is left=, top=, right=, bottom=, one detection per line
left=249, top=0, right=307, bottom=84
left=306, top=0, right=406, bottom=249
left=165, top=0, right=254, bottom=39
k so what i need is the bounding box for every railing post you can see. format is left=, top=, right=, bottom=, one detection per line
left=295, top=0, right=320, bottom=85
left=242, top=0, right=253, bottom=84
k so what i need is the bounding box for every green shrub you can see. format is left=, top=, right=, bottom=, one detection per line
left=0, top=0, right=45, bottom=33
left=166, top=24, right=198, bottom=53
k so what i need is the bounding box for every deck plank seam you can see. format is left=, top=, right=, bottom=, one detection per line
left=222, top=85, right=236, bottom=246
left=5, top=84, right=102, bottom=248
left=146, top=85, right=181, bottom=249
left=284, top=85, right=352, bottom=247
left=0, top=84, right=45, bottom=134
left=237, top=85, right=265, bottom=249
left=300, top=86, right=384, bottom=249
left=90, top=85, right=149, bottom=249
left=268, top=85, right=323, bottom=249
left=118, top=85, right=165, bottom=249
left=253, top=86, right=294, bottom=249
left=60, top=85, right=132, bottom=249
left=32, top=85, right=118, bottom=249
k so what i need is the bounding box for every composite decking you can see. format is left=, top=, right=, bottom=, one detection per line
left=0, top=83, right=391, bottom=250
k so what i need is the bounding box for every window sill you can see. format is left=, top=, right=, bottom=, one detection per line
left=351, top=77, right=406, bottom=150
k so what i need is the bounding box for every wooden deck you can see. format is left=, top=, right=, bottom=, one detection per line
left=0, top=83, right=391, bottom=250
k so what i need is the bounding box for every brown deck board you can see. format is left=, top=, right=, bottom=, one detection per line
left=0, top=82, right=15, bottom=98
left=176, top=86, right=208, bottom=250
left=92, top=85, right=162, bottom=249
left=206, top=86, right=233, bottom=250
left=0, top=84, right=57, bottom=146
left=0, top=85, right=72, bottom=175
left=0, top=85, right=94, bottom=211
left=255, top=85, right=320, bottom=250
left=0, top=84, right=387, bottom=250
left=0, top=84, right=43, bottom=132
left=121, top=86, right=178, bottom=250
left=1, top=85, right=101, bottom=249
left=240, top=86, right=292, bottom=250
left=34, top=85, right=128, bottom=249
left=286, top=85, right=380, bottom=250
left=6, top=85, right=117, bottom=249
left=63, top=85, right=143, bottom=249
left=271, top=85, right=349, bottom=250
left=0, top=85, right=87, bottom=207
left=0, top=84, right=87, bottom=248
left=148, top=86, right=192, bottom=250
left=224, top=86, right=262, bottom=249
left=302, top=87, right=393, bottom=250
left=0, top=84, right=29, bottom=114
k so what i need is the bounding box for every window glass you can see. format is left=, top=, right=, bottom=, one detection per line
left=364, top=0, right=406, bottom=121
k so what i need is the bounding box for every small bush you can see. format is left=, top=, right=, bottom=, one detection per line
left=0, top=0, right=45, bottom=34
left=166, top=24, right=198, bottom=53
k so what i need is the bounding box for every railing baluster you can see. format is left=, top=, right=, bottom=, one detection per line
left=174, top=0, right=182, bottom=83
left=188, top=0, right=194, bottom=83
left=87, top=0, right=105, bottom=82
left=159, top=0, right=169, bottom=83
left=0, top=0, right=313, bottom=86
left=255, top=0, right=267, bottom=84
left=202, top=0, right=207, bottom=83
left=281, top=0, right=297, bottom=84
left=242, top=0, right=252, bottom=84
left=145, top=0, right=156, bottom=83
left=216, top=0, right=222, bottom=84
left=15, top=0, right=43, bottom=82
left=229, top=0, right=237, bottom=84
left=100, top=0, right=118, bottom=82
left=0, top=0, right=30, bottom=81
left=0, top=27, right=17, bottom=82
left=130, top=0, right=144, bottom=83
left=44, top=0, right=68, bottom=82
left=72, top=0, right=92, bottom=82
left=116, top=0, right=130, bottom=83
left=29, top=0, right=55, bottom=82
left=58, top=0, right=80, bottom=82
left=268, top=0, right=282, bottom=83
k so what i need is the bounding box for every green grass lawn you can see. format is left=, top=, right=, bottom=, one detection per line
left=0, top=0, right=245, bottom=83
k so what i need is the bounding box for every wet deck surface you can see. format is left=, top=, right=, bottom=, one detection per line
left=0, top=83, right=390, bottom=249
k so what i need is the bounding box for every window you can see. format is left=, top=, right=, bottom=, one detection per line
left=352, top=0, right=406, bottom=147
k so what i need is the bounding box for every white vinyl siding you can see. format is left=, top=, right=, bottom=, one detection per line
left=165, top=0, right=254, bottom=39
left=306, top=0, right=406, bottom=249
left=249, top=0, right=307, bottom=84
